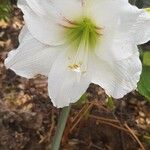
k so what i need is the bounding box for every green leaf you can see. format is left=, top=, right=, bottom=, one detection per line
left=0, top=0, right=11, bottom=21
left=106, top=96, right=116, bottom=111
left=143, top=52, right=150, bottom=66
left=145, top=8, right=150, bottom=13
left=75, top=94, right=88, bottom=106
left=138, top=66, right=150, bottom=101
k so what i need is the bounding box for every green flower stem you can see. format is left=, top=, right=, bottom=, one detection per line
left=51, top=105, right=71, bottom=150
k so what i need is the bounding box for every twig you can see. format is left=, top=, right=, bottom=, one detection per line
left=119, top=101, right=126, bottom=150
left=71, top=104, right=89, bottom=123
left=91, top=118, right=129, bottom=133
left=39, top=109, right=55, bottom=144
left=70, top=103, right=93, bottom=132
left=79, top=140, right=103, bottom=150
left=88, top=101, right=109, bottom=112
left=90, top=142, right=104, bottom=150
left=48, top=109, right=56, bottom=141
left=90, top=114, right=150, bottom=146
left=124, top=123, right=145, bottom=150
left=89, top=114, right=119, bottom=123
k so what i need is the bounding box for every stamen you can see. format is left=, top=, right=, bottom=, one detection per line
left=68, top=64, right=81, bottom=73
left=68, top=63, right=86, bottom=82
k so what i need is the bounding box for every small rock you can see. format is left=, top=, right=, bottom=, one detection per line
left=139, top=111, right=146, bottom=118
left=136, top=117, right=145, bottom=125
left=121, top=101, right=126, bottom=107
left=135, top=119, right=139, bottom=124
left=139, top=118, right=145, bottom=125
left=140, top=101, right=146, bottom=106
left=18, top=84, right=25, bottom=90
left=137, top=101, right=142, bottom=107
left=129, top=98, right=137, bottom=105
left=146, top=118, right=150, bottom=125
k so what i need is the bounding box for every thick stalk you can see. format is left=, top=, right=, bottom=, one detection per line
left=51, top=105, right=71, bottom=150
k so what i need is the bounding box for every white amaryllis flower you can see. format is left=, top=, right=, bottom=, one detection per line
left=5, top=0, right=150, bottom=107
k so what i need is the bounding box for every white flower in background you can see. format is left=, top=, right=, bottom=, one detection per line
left=5, top=0, right=150, bottom=107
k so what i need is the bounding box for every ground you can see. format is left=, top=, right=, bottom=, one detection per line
left=0, top=5, right=150, bottom=150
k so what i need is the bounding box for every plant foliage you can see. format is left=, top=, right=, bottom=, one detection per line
left=0, top=0, right=11, bottom=21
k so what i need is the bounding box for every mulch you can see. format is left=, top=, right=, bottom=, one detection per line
left=0, top=5, right=150, bottom=150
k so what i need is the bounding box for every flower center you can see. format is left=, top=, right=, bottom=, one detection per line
left=61, top=17, right=102, bottom=78
left=63, top=17, right=102, bottom=49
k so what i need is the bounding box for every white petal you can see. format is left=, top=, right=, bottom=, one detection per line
left=87, top=0, right=128, bottom=28
left=21, top=0, right=83, bottom=21
left=89, top=0, right=150, bottom=45
left=95, top=31, right=138, bottom=61
left=51, top=0, right=83, bottom=20
left=87, top=0, right=138, bottom=61
left=18, top=0, right=53, bottom=18
left=131, top=10, right=150, bottom=44
left=94, top=5, right=150, bottom=61
left=18, top=0, right=64, bottom=23
left=18, top=2, right=65, bottom=46
left=114, top=5, right=150, bottom=44
left=48, top=50, right=91, bottom=108
left=18, top=25, right=28, bottom=43
left=91, top=53, right=142, bottom=99
left=5, top=27, right=60, bottom=78
left=18, top=0, right=84, bottom=27
left=18, top=0, right=27, bottom=7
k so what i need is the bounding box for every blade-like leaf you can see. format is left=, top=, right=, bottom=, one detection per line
left=138, top=66, right=150, bottom=101
left=143, top=51, right=150, bottom=66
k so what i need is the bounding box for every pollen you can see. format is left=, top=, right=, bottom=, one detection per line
left=64, top=17, right=102, bottom=49
left=68, top=64, right=81, bottom=72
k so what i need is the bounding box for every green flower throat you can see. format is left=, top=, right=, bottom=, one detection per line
left=64, top=17, right=102, bottom=49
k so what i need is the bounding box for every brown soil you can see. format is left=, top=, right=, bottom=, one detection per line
left=0, top=5, right=150, bottom=150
